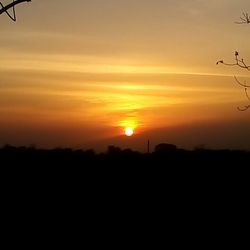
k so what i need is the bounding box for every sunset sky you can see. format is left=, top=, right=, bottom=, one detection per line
left=0, top=0, right=250, bottom=151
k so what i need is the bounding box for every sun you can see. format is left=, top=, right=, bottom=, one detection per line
left=125, top=127, right=134, bottom=137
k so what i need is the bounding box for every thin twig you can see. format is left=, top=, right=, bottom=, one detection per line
left=234, top=76, right=250, bottom=88
left=237, top=88, right=250, bottom=111
left=217, top=52, right=250, bottom=70
left=0, top=1, right=16, bottom=21
left=0, top=0, right=31, bottom=21
left=235, top=12, right=250, bottom=24
left=237, top=104, right=250, bottom=111
left=245, top=87, right=250, bottom=102
left=217, top=52, right=250, bottom=111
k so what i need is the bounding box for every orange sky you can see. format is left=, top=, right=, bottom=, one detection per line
left=0, top=0, right=250, bottom=151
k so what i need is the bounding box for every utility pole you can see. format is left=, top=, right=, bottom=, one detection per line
left=147, top=139, right=150, bottom=154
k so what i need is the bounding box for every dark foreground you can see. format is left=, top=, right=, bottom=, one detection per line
left=1, top=144, right=249, bottom=167
left=1, top=144, right=249, bottom=215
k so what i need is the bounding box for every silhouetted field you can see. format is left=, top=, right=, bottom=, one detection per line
left=1, top=143, right=249, bottom=203
left=1, top=143, right=249, bottom=167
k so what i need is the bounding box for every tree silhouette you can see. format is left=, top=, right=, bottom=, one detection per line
left=0, top=0, right=31, bottom=21
left=217, top=12, right=250, bottom=111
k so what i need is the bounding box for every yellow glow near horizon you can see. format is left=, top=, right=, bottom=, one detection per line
left=120, top=118, right=138, bottom=136
left=120, top=119, right=138, bottom=129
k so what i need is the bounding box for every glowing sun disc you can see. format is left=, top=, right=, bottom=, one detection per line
left=125, top=127, right=134, bottom=136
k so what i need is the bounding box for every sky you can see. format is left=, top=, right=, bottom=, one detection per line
left=0, top=0, right=250, bottom=151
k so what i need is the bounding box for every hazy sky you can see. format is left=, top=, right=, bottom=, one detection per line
left=0, top=0, right=250, bottom=151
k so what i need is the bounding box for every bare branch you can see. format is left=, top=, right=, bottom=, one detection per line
left=233, top=77, right=250, bottom=111
left=0, top=0, right=31, bottom=21
left=245, top=87, right=250, bottom=102
left=217, top=52, right=250, bottom=111
left=234, top=76, right=250, bottom=88
left=235, top=12, right=250, bottom=24
left=237, top=104, right=250, bottom=111
left=216, top=51, right=250, bottom=71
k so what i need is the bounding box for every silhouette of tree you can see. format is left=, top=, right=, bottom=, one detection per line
left=0, top=0, right=31, bottom=21
left=217, top=12, right=250, bottom=111
left=155, top=143, right=177, bottom=153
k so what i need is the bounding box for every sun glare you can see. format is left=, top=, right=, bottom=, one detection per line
left=125, top=127, right=134, bottom=137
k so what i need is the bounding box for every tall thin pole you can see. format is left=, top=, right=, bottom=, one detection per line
left=147, top=139, right=150, bottom=154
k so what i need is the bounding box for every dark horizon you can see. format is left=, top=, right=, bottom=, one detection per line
left=1, top=140, right=250, bottom=154
left=1, top=117, right=250, bottom=153
left=1, top=143, right=249, bottom=169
